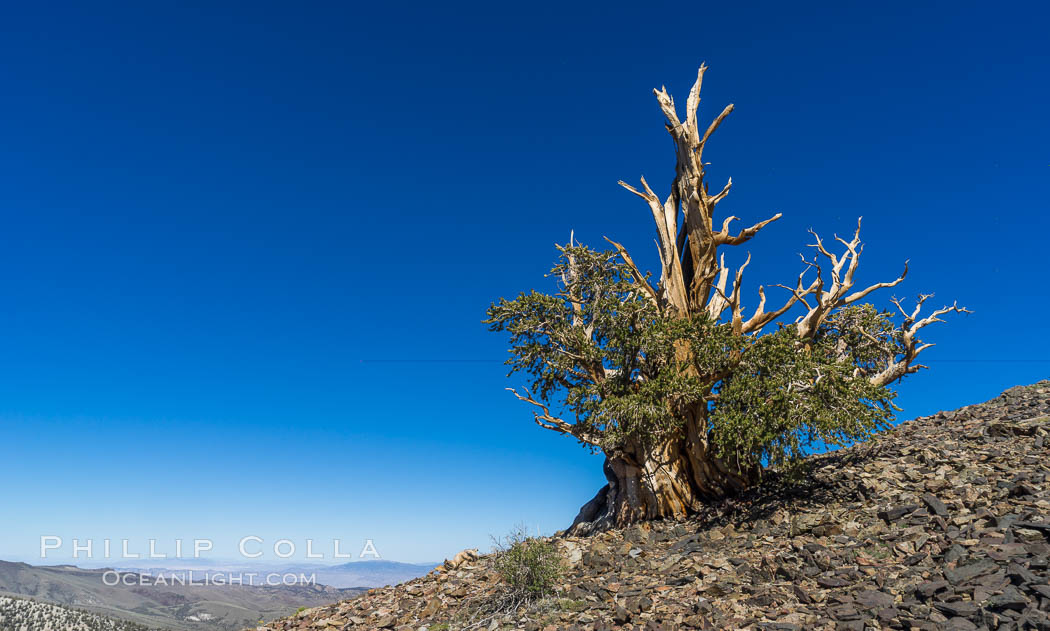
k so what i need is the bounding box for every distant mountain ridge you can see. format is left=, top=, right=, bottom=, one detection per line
left=279, top=560, right=436, bottom=589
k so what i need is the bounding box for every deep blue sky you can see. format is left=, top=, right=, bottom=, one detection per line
left=1, top=1, right=1047, bottom=563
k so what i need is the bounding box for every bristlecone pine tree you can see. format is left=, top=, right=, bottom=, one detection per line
left=486, top=65, right=969, bottom=535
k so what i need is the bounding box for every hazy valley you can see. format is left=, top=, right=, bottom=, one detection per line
left=0, top=561, right=377, bottom=631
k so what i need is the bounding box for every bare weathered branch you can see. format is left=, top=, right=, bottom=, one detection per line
left=507, top=387, right=601, bottom=447
left=796, top=218, right=910, bottom=339
left=617, top=178, right=689, bottom=312
left=727, top=253, right=751, bottom=333
left=557, top=238, right=597, bottom=339
left=604, top=236, right=660, bottom=308
left=743, top=262, right=820, bottom=334
left=717, top=213, right=783, bottom=246
left=842, top=261, right=908, bottom=304
left=705, top=254, right=731, bottom=320
left=698, top=104, right=735, bottom=155
left=870, top=299, right=971, bottom=386
left=618, top=65, right=783, bottom=315
left=709, top=178, right=732, bottom=206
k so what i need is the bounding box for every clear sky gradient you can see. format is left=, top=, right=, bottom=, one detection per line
left=1, top=1, right=1047, bottom=563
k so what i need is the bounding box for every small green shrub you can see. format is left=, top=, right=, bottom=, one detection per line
left=556, top=598, right=587, bottom=612
left=491, top=525, right=562, bottom=600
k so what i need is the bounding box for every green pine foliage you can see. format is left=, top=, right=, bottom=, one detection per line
left=486, top=243, right=902, bottom=478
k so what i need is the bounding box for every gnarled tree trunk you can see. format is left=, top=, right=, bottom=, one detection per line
left=568, top=405, right=755, bottom=535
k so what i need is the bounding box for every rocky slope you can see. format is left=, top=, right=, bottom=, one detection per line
left=258, top=381, right=1050, bottom=630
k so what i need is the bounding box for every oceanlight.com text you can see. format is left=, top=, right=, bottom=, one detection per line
left=101, top=571, right=317, bottom=587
